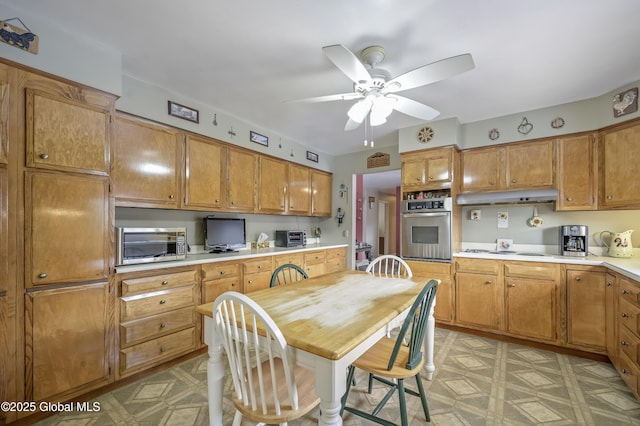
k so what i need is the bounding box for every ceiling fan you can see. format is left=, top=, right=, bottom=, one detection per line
left=293, top=44, right=474, bottom=131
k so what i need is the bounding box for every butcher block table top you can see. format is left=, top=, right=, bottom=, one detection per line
left=195, top=269, right=427, bottom=360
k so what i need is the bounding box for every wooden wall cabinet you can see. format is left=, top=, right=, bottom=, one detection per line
left=311, top=169, right=332, bottom=217
left=599, top=121, right=640, bottom=209
left=112, top=114, right=182, bottom=208
left=401, top=147, right=454, bottom=189
left=25, top=172, right=110, bottom=287
left=24, top=282, right=112, bottom=402
left=407, top=260, right=454, bottom=324
left=556, top=134, right=597, bottom=210
left=258, top=155, right=287, bottom=214
left=21, top=72, right=114, bottom=175
left=183, top=134, right=225, bottom=210
left=461, top=139, right=554, bottom=192
left=117, top=268, right=198, bottom=378
left=288, top=163, right=311, bottom=215
left=0, top=63, right=12, bottom=165
left=227, top=147, right=257, bottom=212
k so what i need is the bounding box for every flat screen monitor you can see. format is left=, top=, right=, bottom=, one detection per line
left=204, top=217, right=246, bottom=251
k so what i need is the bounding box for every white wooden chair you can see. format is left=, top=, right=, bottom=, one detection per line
left=213, top=292, right=320, bottom=426
left=366, top=254, right=413, bottom=278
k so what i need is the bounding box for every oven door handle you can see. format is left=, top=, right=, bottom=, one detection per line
left=402, top=212, right=449, bottom=218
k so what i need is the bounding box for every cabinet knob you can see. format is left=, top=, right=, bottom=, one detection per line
left=39, top=153, right=49, bottom=160
left=607, top=281, right=613, bottom=287
left=215, top=199, right=220, bottom=203
left=248, top=279, right=253, bottom=284
left=485, top=280, right=493, bottom=285
left=161, top=280, right=169, bottom=286
left=416, top=177, right=421, bottom=181
left=508, top=283, right=516, bottom=287
left=621, top=340, right=629, bottom=347
left=258, top=265, right=262, bottom=269
left=160, top=322, right=166, bottom=329
left=428, top=176, right=434, bottom=180
left=622, top=368, right=630, bottom=375
left=160, top=346, right=166, bottom=353
left=169, top=194, right=175, bottom=199
left=231, top=201, right=235, bottom=205
left=220, top=271, right=225, bottom=275
left=232, top=282, right=236, bottom=287
left=622, top=289, right=630, bottom=295
left=566, top=197, right=573, bottom=201
left=621, top=312, right=629, bottom=318
left=488, top=181, right=495, bottom=186
left=511, top=179, right=517, bottom=183
left=38, top=273, right=47, bottom=279
left=607, top=195, right=613, bottom=200
left=575, top=276, right=581, bottom=282
left=159, top=299, right=166, bottom=304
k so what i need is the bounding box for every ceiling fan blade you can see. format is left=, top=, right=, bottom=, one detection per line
left=384, top=53, right=474, bottom=93
left=284, top=92, right=362, bottom=103
left=392, top=95, right=440, bottom=120
left=322, top=44, right=372, bottom=84
left=344, top=118, right=362, bottom=131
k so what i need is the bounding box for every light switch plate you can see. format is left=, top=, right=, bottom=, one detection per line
left=497, top=238, right=514, bottom=251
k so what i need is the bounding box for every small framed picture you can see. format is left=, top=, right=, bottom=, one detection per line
left=168, top=101, right=199, bottom=123
left=250, top=131, right=269, bottom=146
left=612, top=88, right=638, bottom=117
left=306, top=151, right=319, bottom=163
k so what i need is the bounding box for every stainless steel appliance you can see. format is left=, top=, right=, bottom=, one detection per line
left=117, top=227, right=187, bottom=265
left=560, top=225, right=588, bottom=256
left=401, top=197, right=453, bottom=262
left=275, top=230, right=307, bottom=247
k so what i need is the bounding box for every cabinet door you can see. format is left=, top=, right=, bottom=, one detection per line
left=567, top=270, right=606, bottom=349
left=505, top=140, right=554, bottom=189
left=203, top=276, right=240, bottom=304
left=288, top=164, right=311, bottom=215
left=112, top=114, right=182, bottom=208
left=461, top=147, right=500, bottom=191
left=556, top=134, right=597, bottom=210
left=258, top=156, right=287, bottom=214
left=227, top=148, right=257, bottom=211
left=455, top=272, right=501, bottom=330
left=0, top=63, right=12, bottom=165
left=0, top=167, right=6, bottom=293
left=21, top=72, right=114, bottom=174
left=605, top=273, right=619, bottom=364
left=425, top=150, right=452, bottom=184
left=506, top=278, right=557, bottom=341
left=600, top=123, right=640, bottom=208
left=183, top=135, right=224, bottom=210
left=311, top=170, right=332, bottom=217
left=25, top=282, right=111, bottom=401
left=401, top=159, right=425, bottom=186
left=26, top=172, right=109, bottom=286
left=408, top=260, right=453, bottom=323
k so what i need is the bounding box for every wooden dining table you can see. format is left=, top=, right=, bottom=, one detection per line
left=195, top=269, right=437, bottom=426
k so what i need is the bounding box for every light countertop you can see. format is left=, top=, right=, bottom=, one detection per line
left=114, top=242, right=348, bottom=274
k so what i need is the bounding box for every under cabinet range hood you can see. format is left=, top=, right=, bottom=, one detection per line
left=456, top=188, right=558, bottom=205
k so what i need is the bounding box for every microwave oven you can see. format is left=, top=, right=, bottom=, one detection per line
left=116, top=227, right=187, bottom=265
left=275, top=230, right=306, bottom=247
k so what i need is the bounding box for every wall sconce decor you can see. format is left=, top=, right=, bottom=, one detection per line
left=368, top=196, right=375, bottom=209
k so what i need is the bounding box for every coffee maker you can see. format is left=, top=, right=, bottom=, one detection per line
left=561, top=225, right=588, bottom=256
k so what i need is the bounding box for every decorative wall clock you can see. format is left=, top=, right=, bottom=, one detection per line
left=417, top=126, right=435, bottom=143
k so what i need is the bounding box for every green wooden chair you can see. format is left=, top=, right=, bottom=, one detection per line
left=269, top=263, right=308, bottom=287
left=341, top=279, right=439, bottom=426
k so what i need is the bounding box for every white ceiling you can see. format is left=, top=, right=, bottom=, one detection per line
left=4, top=0, right=640, bottom=156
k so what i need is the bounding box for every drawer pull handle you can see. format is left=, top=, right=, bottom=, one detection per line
left=232, top=282, right=236, bottom=287
left=621, top=312, right=629, bottom=318
left=160, top=299, right=166, bottom=305
left=160, top=322, right=166, bottom=329
left=258, top=265, right=262, bottom=269
left=508, top=283, right=516, bottom=287
left=575, top=277, right=581, bottom=282
left=621, top=340, right=629, bottom=347
left=607, top=282, right=613, bottom=287
left=162, top=280, right=169, bottom=286
left=38, top=273, right=47, bottom=279
left=622, top=368, right=630, bottom=374
left=160, top=346, right=166, bottom=353
left=622, top=289, right=630, bottom=295
left=248, top=280, right=253, bottom=284
left=220, top=271, right=225, bottom=275
left=485, top=280, right=493, bottom=285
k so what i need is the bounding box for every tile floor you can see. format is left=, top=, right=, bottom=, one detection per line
left=33, top=328, right=640, bottom=425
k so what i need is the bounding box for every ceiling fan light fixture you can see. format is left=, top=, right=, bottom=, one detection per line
left=347, top=97, right=373, bottom=123
left=370, top=96, right=396, bottom=126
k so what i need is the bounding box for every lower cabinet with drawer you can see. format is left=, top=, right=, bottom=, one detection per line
left=117, top=267, right=199, bottom=378
left=243, top=257, right=273, bottom=292
left=326, top=247, right=347, bottom=273
left=615, top=275, right=640, bottom=398
left=304, top=250, right=326, bottom=277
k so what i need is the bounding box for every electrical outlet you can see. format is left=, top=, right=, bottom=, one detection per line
left=497, top=211, right=509, bottom=228
left=470, top=209, right=481, bottom=221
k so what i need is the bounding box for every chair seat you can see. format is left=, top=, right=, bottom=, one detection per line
left=352, top=337, right=425, bottom=380
left=233, top=358, right=320, bottom=423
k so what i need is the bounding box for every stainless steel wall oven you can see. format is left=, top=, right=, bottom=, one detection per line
left=400, top=198, right=452, bottom=262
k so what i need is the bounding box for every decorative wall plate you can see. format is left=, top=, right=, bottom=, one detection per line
left=417, top=126, right=435, bottom=143
left=488, top=128, right=500, bottom=140
left=517, top=117, right=533, bottom=134
left=551, top=117, right=565, bottom=128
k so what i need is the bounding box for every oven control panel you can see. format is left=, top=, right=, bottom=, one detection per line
left=402, top=197, right=452, bottom=211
